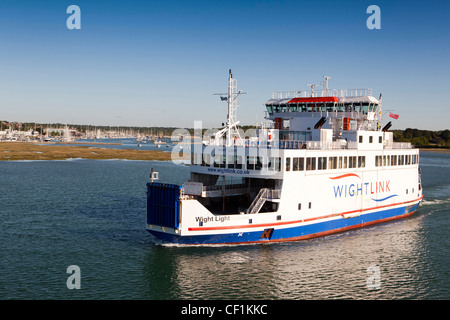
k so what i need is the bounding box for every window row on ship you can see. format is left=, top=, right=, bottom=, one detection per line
left=266, top=102, right=378, bottom=115
left=192, top=152, right=418, bottom=172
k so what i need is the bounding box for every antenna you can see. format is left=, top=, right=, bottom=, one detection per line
left=321, top=76, right=331, bottom=95
left=306, top=84, right=317, bottom=96
left=213, top=69, right=247, bottom=147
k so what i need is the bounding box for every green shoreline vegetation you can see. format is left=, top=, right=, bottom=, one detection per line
left=392, top=129, right=450, bottom=149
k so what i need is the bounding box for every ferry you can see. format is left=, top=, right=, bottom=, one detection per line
left=146, top=70, right=423, bottom=245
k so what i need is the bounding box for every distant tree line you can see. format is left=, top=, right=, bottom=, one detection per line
left=392, top=128, right=450, bottom=148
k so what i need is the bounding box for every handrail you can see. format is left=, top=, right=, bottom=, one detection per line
left=272, top=88, right=373, bottom=100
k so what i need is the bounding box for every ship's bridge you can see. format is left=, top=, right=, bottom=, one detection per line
left=265, top=88, right=381, bottom=132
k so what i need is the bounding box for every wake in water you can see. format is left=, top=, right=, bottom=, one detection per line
left=421, top=198, right=450, bottom=206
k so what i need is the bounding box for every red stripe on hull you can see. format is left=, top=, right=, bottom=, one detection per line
left=188, top=196, right=423, bottom=232
left=191, top=209, right=418, bottom=246
left=329, top=173, right=361, bottom=180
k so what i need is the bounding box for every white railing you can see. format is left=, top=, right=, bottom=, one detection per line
left=199, top=137, right=412, bottom=151
left=384, top=142, right=412, bottom=149
left=272, top=88, right=373, bottom=100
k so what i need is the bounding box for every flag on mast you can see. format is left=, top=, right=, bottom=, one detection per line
left=389, top=112, right=399, bottom=119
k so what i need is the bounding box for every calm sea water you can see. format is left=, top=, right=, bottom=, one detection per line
left=0, top=151, right=449, bottom=300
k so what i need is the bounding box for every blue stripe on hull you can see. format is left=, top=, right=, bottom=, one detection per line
left=147, top=202, right=420, bottom=245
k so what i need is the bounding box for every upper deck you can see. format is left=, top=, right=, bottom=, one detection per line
left=198, top=73, right=410, bottom=154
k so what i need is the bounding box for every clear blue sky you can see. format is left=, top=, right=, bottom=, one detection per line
left=0, top=0, right=448, bottom=130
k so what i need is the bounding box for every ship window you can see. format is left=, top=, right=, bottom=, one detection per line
left=204, top=154, right=212, bottom=166
left=379, top=136, right=382, bottom=143
left=286, top=157, right=291, bottom=171
left=266, top=105, right=273, bottom=115
left=369, top=136, right=373, bottom=143
left=247, top=156, right=263, bottom=170
left=328, top=156, right=337, bottom=169
left=338, top=157, right=343, bottom=169
left=235, top=156, right=243, bottom=169
left=327, top=157, right=332, bottom=169
left=247, top=156, right=254, bottom=170
left=309, top=202, right=312, bottom=209
left=217, top=154, right=226, bottom=168
left=277, top=215, right=282, bottom=220
left=298, top=203, right=301, bottom=210
left=349, top=156, right=357, bottom=168
left=359, top=136, right=363, bottom=143
left=256, top=157, right=262, bottom=170
left=375, top=155, right=381, bottom=167
left=343, top=156, right=348, bottom=169
left=391, top=155, right=396, bottom=166
left=227, top=155, right=235, bottom=168
left=249, top=219, right=252, bottom=224
left=306, top=157, right=316, bottom=170
left=269, top=157, right=281, bottom=171
left=358, top=156, right=366, bottom=168
left=293, top=157, right=304, bottom=171
left=318, top=157, right=327, bottom=170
